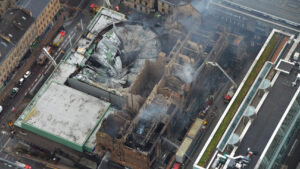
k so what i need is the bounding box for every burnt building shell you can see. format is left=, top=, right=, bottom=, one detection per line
left=94, top=5, right=237, bottom=169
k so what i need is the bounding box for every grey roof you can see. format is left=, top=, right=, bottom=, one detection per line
left=16, top=0, right=50, bottom=18
left=0, top=8, right=35, bottom=65
left=235, top=69, right=300, bottom=169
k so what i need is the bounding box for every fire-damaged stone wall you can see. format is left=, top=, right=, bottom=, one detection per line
left=129, top=57, right=166, bottom=97
left=125, top=57, right=166, bottom=114
left=122, top=0, right=193, bottom=15
left=96, top=132, right=151, bottom=169
left=158, top=0, right=191, bottom=15
left=122, top=0, right=156, bottom=14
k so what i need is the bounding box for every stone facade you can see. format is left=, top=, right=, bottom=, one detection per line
left=35, top=0, right=60, bottom=36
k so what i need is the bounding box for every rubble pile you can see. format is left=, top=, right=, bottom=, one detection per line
left=78, top=24, right=161, bottom=90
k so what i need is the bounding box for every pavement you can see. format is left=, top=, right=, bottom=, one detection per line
left=235, top=68, right=300, bottom=169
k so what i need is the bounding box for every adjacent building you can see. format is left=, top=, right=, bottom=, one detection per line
left=17, top=0, right=61, bottom=36
left=0, top=8, right=36, bottom=85
left=0, top=0, right=17, bottom=17
left=14, top=6, right=127, bottom=156
left=122, top=0, right=156, bottom=14
left=158, top=0, right=190, bottom=15
left=0, top=0, right=61, bottom=87
left=122, top=0, right=190, bottom=14
left=193, top=29, right=300, bottom=169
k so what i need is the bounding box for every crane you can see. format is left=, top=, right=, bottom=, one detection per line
left=206, top=61, right=237, bottom=104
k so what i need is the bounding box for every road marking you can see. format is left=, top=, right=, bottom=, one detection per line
left=0, top=137, right=11, bottom=152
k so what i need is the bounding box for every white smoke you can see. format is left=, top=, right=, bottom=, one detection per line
left=138, top=103, right=165, bottom=121
left=191, top=0, right=208, bottom=13
left=175, top=63, right=194, bottom=83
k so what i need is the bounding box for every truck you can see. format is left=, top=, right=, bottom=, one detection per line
left=176, top=118, right=205, bottom=164
left=37, top=46, right=52, bottom=65
left=89, top=3, right=101, bottom=14
left=52, top=30, right=66, bottom=47
left=224, top=85, right=236, bottom=104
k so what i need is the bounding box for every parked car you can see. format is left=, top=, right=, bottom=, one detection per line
left=18, top=78, right=25, bottom=86
left=24, top=71, right=31, bottom=78
left=0, top=105, right=3, bottom=113
left=10, top=87, right=19, bottom=98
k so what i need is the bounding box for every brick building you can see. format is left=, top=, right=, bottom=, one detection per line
left=0, top=0, right=61, bottom=87
left=17, top=0, right=61, bottom=36
left=122, top=0, right=191, bottom=14
left=0, top=9, right=36, bottom=84
left=123, top=0, right=156, bottom=14
left=158, top=0, right=190, bottom=15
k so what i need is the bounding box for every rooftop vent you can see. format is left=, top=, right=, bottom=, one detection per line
left=228, top=133, right=240, bottom=146
left=260, top=79, right=271, bottom=90
left=244, top=105, right=256, bottom=120
left=292, top=73, right=300, bottom=87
